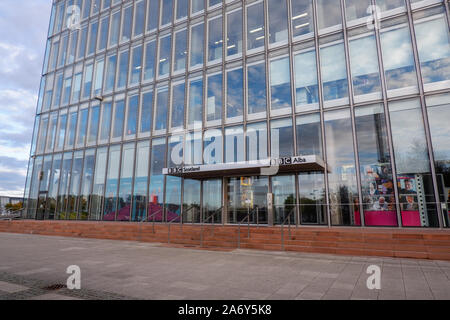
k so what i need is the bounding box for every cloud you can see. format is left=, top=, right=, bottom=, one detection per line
left=0, top=0, right=51, bottom=196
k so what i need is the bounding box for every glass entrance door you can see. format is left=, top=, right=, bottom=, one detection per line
left=226, top=176, right=268, bottom=224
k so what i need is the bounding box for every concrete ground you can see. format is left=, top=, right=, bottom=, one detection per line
left=0, top=232, right=449, bottom=300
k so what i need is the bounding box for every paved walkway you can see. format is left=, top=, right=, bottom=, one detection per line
left=0, top=233, right=449, bottom=300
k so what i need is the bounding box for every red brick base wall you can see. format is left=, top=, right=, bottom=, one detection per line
left=1, top=220, right=449, bottom=260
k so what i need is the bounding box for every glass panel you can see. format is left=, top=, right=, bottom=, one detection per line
left=271, top=118, right=294, bottom=158
left=185, top=131, right=203, bottom=165
left=67, top=151, right=83, bottom=220
left=171, top=82, right=186, bottom=128
left=100, top=102, right=112, bottom=142
left=158, top=35, right=172, bottom=77
left=166, top=176, right=182, bottom=222
left=46, top=154, right=62, bottom=220
left=270, top=57, right=292, bottom=110
left=37, top=115, right=49, bottom=154
left=161, top=0, right=173, bottom=26
left=317, top=0, right=342, bottom=30
left=427, top=94, right=450, bottom=227
left=76, top=108, right=89, bottom=147
left=291, top=0, right=314, bottom=38
left=176, top=0, right=189, bottom=20
left=272, top=175, right=296, bottom=225
left=117, top=143, right=135, bottom=221
left=149, top=138, right=166, bottom=222
left=389, top=99, right=438, bottom=227
left=206, top=73, right=222, bottom=122
left=299, top=172, right=327, bottom=225
left=90, top=147, right=107, bottom=220
left=225, top=126, right=244, bottom=163
left=188, top=78, right=203, bottom=126
left=56, top=152, right=73, bottom=220
left=66, top=110, right=78, bottom=148
left=345, top=0, right=371, bottom=21
left=320, top=41, right=348, bottom=103
left=72, top=72, right=82, bottom=103
left=130, top=45, right=143, bottom=85
left=134, top=0, right=146, bottom=37
left=376, top=0, right=405, bottom=12
left=62, top=76, right=72, bottom=106
left=227, top=9, right=243, bottom=57
left=79, top=149, right=95, bottom=220
left=247, top=2, right=265, bottom=51
left=246, top=122, right=268, bottom=161
left=121, top=6, right=132, bottom=42
left=268, top=0, right=288, bottom=45
left=190, top=23, right=204, bottom=68
left=103, top=145, right=121, bottom=221
left=147, top=0, right=159, bottom=31
left=98, top=16, right=109, bottom=51
left=144, top=41, right=156, bottom=81
left=112, top=99, right=125, bottom=139
left=204, top=129, right=223, bottom=164
left=109, top=11, right=121, bottom=46
left=414, top=10, right=450, bottom=86
left=191, top=0, right=204, bottom=14
left=132, top=141, right=149, bottom=222
left=183, top=179, right=201, bottom=223
left=117, top=50, right=129, bottom=89
left=226, top=68, right=244, bottom=119
left=36, top=156, right=53, bottom=220
left=324, top=109, right=360, bottom=226
left=355, top=104, right=398, bottom=227
left=105, top=54, right=117, bottom=92
left=56, top=113, right=67, bottom=150
left=87, top=21, right=98, bottom=55
left=380, top=23, right=418, bottom=92
left=140, top=91, right=153, bottom=134
left=294, top=49, right=319, bottom=111
left=208, top=17, right=223, bottom=63
left=296, top=113, right=322, bottom=157
left=93, top=59, right=104, bottom=97
left=349, top=33, right=381, bottom=97
left=202, top=179, right=222, bottom=223
left=174, top=29, right=187, bottom=72
left=155, top=88, right=169, bottom=131
left=247, top=62, right=267, bottom=115
left=227, top=176, right=268, bottom=224
left=46, top=112, right=58, bottom=152
left=82, top=63, right=93, bottom=99
left=77, top=26, right=87, bottom=59
left=126, top=95, right=138, bottom=138
left=88, top=105, right=100, bottom=144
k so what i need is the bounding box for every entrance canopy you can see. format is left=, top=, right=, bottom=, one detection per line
left=163, top=155, right=327, bottom=179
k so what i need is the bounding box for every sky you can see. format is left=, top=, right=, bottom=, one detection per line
left=0, top=0, right=51, bottom=197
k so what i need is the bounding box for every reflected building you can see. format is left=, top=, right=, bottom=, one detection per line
left=25, top=0, right=450, bottom=229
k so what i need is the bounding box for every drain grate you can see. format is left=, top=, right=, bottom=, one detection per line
left=42, top=284, right=66, bottom=291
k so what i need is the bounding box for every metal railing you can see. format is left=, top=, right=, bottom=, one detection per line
left=167, top=212, right=182, bottom=244
left=200, top=206, right=224, bottom=247
left=280, top=207, right=297, bottom=250
left=137, top=208, right=163, bottom=242
left=237, top=207, right=259, bottom=248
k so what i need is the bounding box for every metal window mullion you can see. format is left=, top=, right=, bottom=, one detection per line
left=312, top=0, right=331, bottom=228
left=406, top=0, right=443, bottom=228
left=371, top=0, right=403, bottom=228
left=340, top=0, right=365, bottom=227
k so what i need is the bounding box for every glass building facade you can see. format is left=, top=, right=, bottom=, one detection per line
left=25, top=0, right=450, bottom=228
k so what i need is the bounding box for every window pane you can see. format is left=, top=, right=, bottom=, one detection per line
left=389, top=99, right=438, bottom=227
left=349, top=33, right=381, bottom=97
left=376, top=0, right=405, bottom=12
left=144, top=41, right=156, bottom=81
left=66, top=110, right=78, bottom=148
left=247, top=2, right=265, bottom=51
left=299, top=172, right=326, bottom=225
left=77, top=26, right=88, bottom=59
left=208, top=17, right=223, bottom=62
left=112, top=100, right=125, bottom=139
left=76, top=108, right=89, bottom=147
left=140, top=92, right=153, bottom=134
left=294, top=49, right=318, bottom=110
left=126, top=95, right=138, bottom=137
left=190, top=23, right=204, bottom=68
left=204, top=129, right=222, bottom=164
left=380, top=24, right=417, bottom=92
left=247, top=62, right=267, bottom=115
left=90, top=147, right=107, bottom=220
left=93, top=59, right=104, bottom=96
left=109, top=11, right=120, bottom=46
left=206, top=73, right=222, bottom=122
left=171, top=83, right=186, bottom=128
left=133, top=0, right=145, bottom=37
left=345, top=0, right=371, bottom=21
left=271, top=118, right=293, bottom=158
left=320, top=41, right=348, bottom=103
left=88, top=105, right=100, bottom=144
left=105, top=54, right=117, bottom=92
left=225, top=126, right=244, bottom=163
left=324, top=109, right=360, bottom=226
left=147, top=0, right=159, bottom=31
left=188, top=78, right=203, bottom=126
left=83, top=64, right=94, bottom=99
left=132, top=141, right=149, bottom=222
left=176, top=0, right=188, bottom=20
left=272, top=175, right=296, bottom=225
left=130, top=45, right=143, bottom=85
left=100, top=102, right=112, bottom=141
left=355, top=104, right=397, bottom=227
left=149, top=138, right=166, bottom=221
left=291, top=0, right=314, bottom=38
left=317, top=0, right=342, bottom=30
left=67, top=151, right=83, bottom=219
left=98, top=16, right=109, bottom=51
left=226, top=68, right=244, bottom=119
left=296, top=113, right=322, bottom=157
left=79, top=149, right=95, bottom=220
left=270, top=57, right=292, bottom=110
left=37, top=115, right=48, bottom=153
left=268, top=0, right=288, bottom=45
left=87, top=21, right=98, bottom=55
left=174, top=29, right=187, bottom=72
left=103, top=145, right=121, bottom=221
left=191, top=0, right=204, bottom=14
left=246, top=122, right=267, bottom=161
left=158, top=35, right=172, bottom=77
left=56, top=113, right=67, bottom=150
left=56, top=152, right=73, bottom=219
left=155, top=88, right=169, bottom=131
left=227, top=9, right=242, bottom=57
left=117, top=143, right=135, bottom=221
left=121, top=6, right=132, bottom=42
left=161, top=0, right=173, bottom=26
left=117, top=50, right=129, bottom=88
